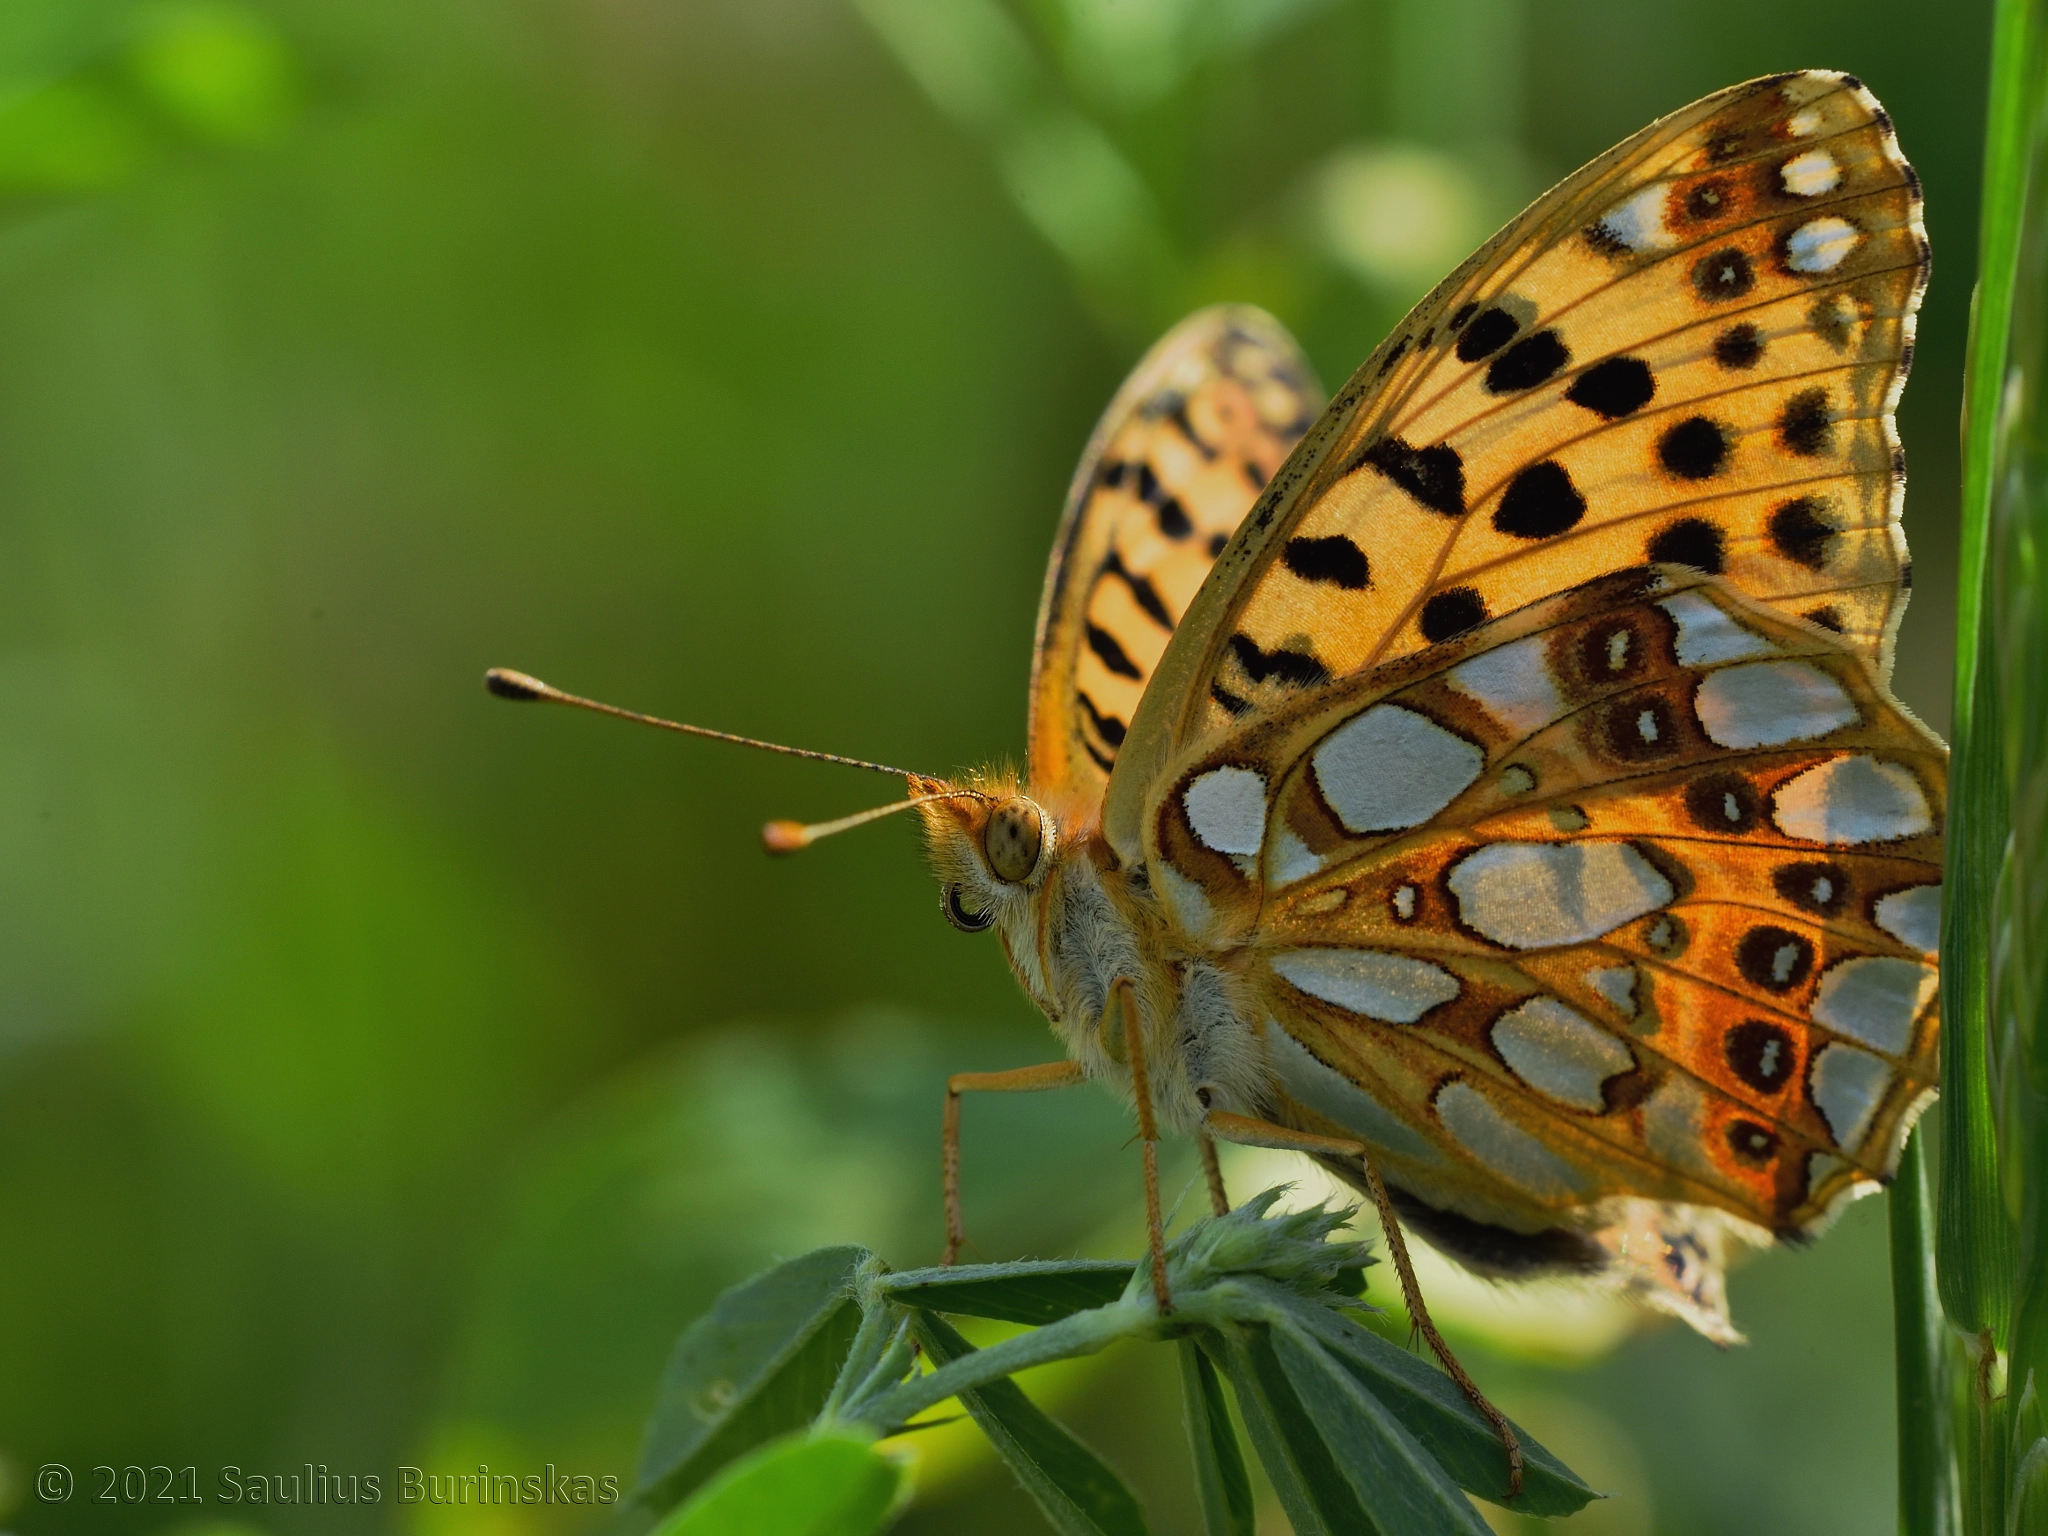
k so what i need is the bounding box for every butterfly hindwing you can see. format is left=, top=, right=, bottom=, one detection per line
left=1144, top=570, right=1941, bottom=1248
left=1028, top=306, right=1322, bottom=820
left=1106, top=71, right=1925, bottom=860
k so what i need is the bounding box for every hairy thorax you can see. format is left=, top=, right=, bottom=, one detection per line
left=1010, top=827, right=1275, bottom=1140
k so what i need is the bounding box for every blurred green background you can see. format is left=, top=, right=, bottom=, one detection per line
left=0, top=1, right=1989, bottom=1533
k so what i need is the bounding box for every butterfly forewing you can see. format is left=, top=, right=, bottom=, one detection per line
left=1105, top=71, right=1925, bottom=860
left=1144, top=569, right=1941, bottom=1245
left=1027, top=306, right=1322, bottom=820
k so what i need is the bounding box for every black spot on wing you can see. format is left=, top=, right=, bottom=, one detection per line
left=1455, top=306, right=1520, bottom=362
left=1565, top=356, right=1656, bottom=419
left=1727, top=1119, right=1781, bottom=1166
left=1135, top=463, right=1194, bottom=539
left=1600, top=696, right=1682, bottom=763
left=1658, top=417, right=1731, bottom=480
left=1778, top=387, right=1835, bottom=456
left=1086, top=622, right=1143, bottom=679
left=1692, top=248, right=1755, bottom=301
left=1355, top=436, right=1466, bottom=517
left=1209, top=531, right=1230, bottom=558
left=1774, top=860, right=1849, bottom=916
left=1449, top=302, right=1478, bottom=332
left=1805, top=604, right=1846, bottom=633
left=1419, top=587, right=1487, bottom=644
left=1493, top=461, right=1587, bottom=539
left=1647, top=517, right=1726, bottom=574
left=1209, top=682, right=1252, bottom=718
left=1484, top=330, right=1570, bottom=393
left=1703, top=130, right=1749, bottom=164
left=1684, top=771, right=1761, bottom=832
left=1768, top=496, right=1838, bottom=569
left=1726, top=1020, right=1797, bottom=1094
left=1713, top=323, right=1764, bottom=369
left=1077, top=691, right=1128, bottom=748
left=1282, top=535, right=1371, bottom=590
left=1736, top=925, right=1814, bottom=993
left=1102, top=549, right=1174, bottom=630
left=1681, top=177, right=1736, bottom=223
left=1227, top=634, right=1329, bottom=688
left=1164, top=399, right=1216, bottom=459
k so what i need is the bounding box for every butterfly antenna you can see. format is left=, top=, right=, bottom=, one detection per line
left=762, top=791, right=986, bottom=855
left=485, top=668, right=986, bottom=853
left=484, top=668, right=921, bottom=778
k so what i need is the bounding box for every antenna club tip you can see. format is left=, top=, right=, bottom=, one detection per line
left=485, top=668, right=550, bottom=702
left=761, top=820, right=813, bottom=855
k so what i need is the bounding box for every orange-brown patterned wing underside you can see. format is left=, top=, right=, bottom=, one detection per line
left=1107, top=71, right=1925, bottom=858
left=1027, top=306, right=1322, bottom=820
left=1144, top=571, right=1941, bottom=1255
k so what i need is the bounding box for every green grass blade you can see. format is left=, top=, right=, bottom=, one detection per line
left=1985, top=0, right=2048, bottom=1513
left=1939, top=0, right=2036, bottom=1349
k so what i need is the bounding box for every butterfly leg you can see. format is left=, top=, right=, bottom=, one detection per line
left=1198, top=1132, right=1230, bottom=1217
left=1204, top=1109, right=1524, bottom=1496
left=943, top=1059, right=1087, bottom=1265
left=1103, top=977, right=1174, bottom=1316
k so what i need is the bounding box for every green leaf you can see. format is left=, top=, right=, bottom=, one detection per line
left=880, top=1260, right=1135, bottom=1325
left=1208, top=1327, right=1369, bottom=1536
left=911, top=1310, right=1150, bottom=1536
left=1276, top=1285, right=1595, bottom=1517
left=1269, top=1323, right=1490, bottom=1536
left=1178, top=1340, right=1254, bottom=1536
left=636, top=1248, right=869, bottom=1514
left=651, top=1432, right=908, bottom=1536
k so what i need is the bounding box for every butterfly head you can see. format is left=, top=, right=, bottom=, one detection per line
left=909, top=770, right=1057, bottom=933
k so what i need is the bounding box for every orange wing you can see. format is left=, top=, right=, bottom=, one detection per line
left=1141, top=569, right=1941, bottom=1332
left=1027, top=306, right=1321, bottom=822
left=1106, top=72, right=1925, bottom=860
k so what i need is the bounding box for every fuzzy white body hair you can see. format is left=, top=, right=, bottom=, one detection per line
left=919, top=786, right=1273, bottom=1135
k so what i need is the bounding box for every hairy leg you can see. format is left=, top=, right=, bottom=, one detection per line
left=943, top=1059, right=1086, bottom=1264
left=1204, top=1109, right=1524, bottom=1495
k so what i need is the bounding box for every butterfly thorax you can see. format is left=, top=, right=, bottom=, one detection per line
left=915, top=772, right=1266, bottom=1136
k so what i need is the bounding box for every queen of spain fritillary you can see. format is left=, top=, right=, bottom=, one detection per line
left=491, top=70, right=1940, bottom=1463
left=910, top=68, right=1938, bottom=1351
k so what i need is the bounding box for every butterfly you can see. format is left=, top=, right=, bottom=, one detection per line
left=488, top=67, right=1940, bottom=1469
left=907, top=67, right=1940, bottom=1352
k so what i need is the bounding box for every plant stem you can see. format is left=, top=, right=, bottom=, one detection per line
left=851, top=1298, right=1148, bottom=1430
left=1894, top=1128, right=1961, bottom=1536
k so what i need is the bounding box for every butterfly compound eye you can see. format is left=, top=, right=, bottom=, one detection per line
left=942, top=884, right=995, bottom=933
left=983, top=797, right=1045, bottom=884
